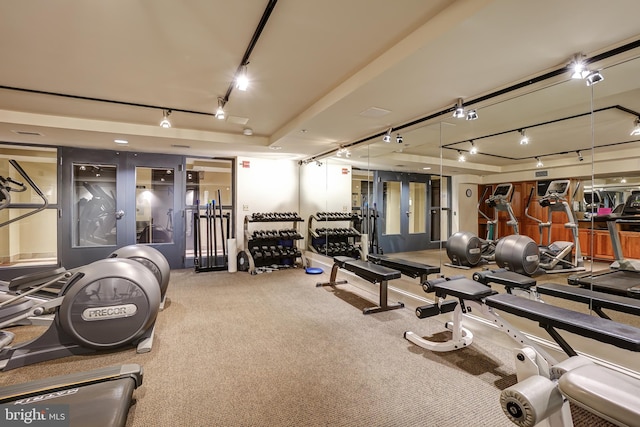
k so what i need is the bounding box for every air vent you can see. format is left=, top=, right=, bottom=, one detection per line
left=171, top=144, right=191, bottom=149
left=12, top=130, right=43, bottom=136
left=227, top=115, right=249, bottom=125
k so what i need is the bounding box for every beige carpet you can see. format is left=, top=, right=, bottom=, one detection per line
left=0, top=264, right=619, bottom=426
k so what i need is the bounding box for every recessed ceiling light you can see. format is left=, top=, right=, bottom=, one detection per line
left=114, top=139, right=129, bottom=145
left=422, top=167, right=431, bottom=170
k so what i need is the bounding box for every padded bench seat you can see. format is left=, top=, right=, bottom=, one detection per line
left=333, top=256, right=401, bottom=283
left=472, top=268, right=536, bottom=291
left=432, top=277, right=497, bottom=301
left=537, top=283, right=640, bottom=318
left=485, top=292, right=640, bottom=354
left=316, top=256, right=404, bottom=314
left=367, top=254, right=440, bottom=281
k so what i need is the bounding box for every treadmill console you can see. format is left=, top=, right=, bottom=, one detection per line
left=622, top=191, right=640, bottom=215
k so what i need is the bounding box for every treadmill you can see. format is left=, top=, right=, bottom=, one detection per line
left=0, top=364, right=143, bottom=427
left=567, top=191, right=640, bottom=298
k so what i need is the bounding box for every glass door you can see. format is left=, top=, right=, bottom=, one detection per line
left=375, top=171, right=434, bottom=253
left=61, top=148, right=184, bottom=269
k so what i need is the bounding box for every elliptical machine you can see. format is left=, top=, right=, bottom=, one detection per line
left=446, top=183, right=519, bottom=268
left=0, top=257, right=161, bottom=371
left=524, top=179, right=585, bottom=273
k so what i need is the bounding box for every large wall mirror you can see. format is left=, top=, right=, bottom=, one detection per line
left=298, top=40, right=640, bottom=371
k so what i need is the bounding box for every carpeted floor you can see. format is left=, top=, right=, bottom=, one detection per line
left=0, top=259, right=622, bottom=426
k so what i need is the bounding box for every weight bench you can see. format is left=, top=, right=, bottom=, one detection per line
left=317, top=256, right=404, bottom=314
left=406, top=276, right=640, bottom=368
left=404, top=277, right=499, bottom=352
left=485, top=292, right=640, bottom=356
left=474, top=268, right=640, bottom=320
left=501, top=355, right=640, bottom=427
left=367, top=254, right=440, bottom=284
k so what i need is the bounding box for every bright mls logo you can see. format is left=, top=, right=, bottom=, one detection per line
left=1, top=404, right=69, bottom=426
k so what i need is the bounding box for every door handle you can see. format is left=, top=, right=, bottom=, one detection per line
left=406, top=211, right=411, bottom=217
left=115, top=210, right=125, bottom=219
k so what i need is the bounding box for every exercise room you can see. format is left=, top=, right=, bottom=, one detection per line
left=0, top=1, right=639, bottom=426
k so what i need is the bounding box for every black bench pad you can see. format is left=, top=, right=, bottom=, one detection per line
left=333, top=256, right=400, bottom=283
left=537, top=283, right=640, bottom=316
left=485, top=293, right=640, bottom=352
left=367, top=255, right=440, bottom=278
left=478, top=269, right=536, bottom=289
left=433, top=278, right=497, bottom=300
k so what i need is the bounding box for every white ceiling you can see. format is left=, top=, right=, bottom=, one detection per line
left=1, top=0, right=639, bottom=175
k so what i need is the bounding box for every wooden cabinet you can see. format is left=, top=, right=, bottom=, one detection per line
left=620, top=231, right=640, bottom=259
left=578, top=228, right=592, bottom=259
left=593, top=229, right=614, bottom=260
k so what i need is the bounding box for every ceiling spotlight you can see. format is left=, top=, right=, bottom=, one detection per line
left=236, top=64, right=249, bottom=91
left=466, top=109, right=478, bottom=121
left=585, top=70, right=604, bottom=86
left=215, top=98, right=226, bottom=120
left=382, top=127, right=392, bottom=143
left=336, top=147, right=351, bottom=158
left=396, top=133, right=403, bottom=144
left=457, top=150, right=466, bottom=162
left=159, top=109, right=172, bottom=128
left=243, top=128, right=253, bottom=136
left=469, top=140, right=478, bottom=155
left=519, top=129, right=529, bottom=145
left=570, top=54, right=589, bottom=79
left=535, top=157, right=543, bottom=168
left=576, top=150, right=583, bottom=162
left=631, top=117, right=640, bottom=136
left=452, top=98, right=465, bottom=119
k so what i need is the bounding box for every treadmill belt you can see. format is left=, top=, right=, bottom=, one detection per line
left=573, top=270, right=640, bottom=297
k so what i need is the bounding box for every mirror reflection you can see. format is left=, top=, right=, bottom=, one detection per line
left=303, top=46, right=640, bottom=341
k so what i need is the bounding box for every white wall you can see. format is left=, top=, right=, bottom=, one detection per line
left=451, top=175, right=481, bottom=234
left=235, top=157, right=299, bottom=250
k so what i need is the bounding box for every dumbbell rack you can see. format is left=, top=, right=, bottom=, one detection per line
left=238, top=212, right=308, bottom=274
left=308, top=212, right=364, bottom=259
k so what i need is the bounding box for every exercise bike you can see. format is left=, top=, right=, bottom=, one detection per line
left=524, top=180, right=585, bottom=273
left=446, top=183, right=519, bottom=268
